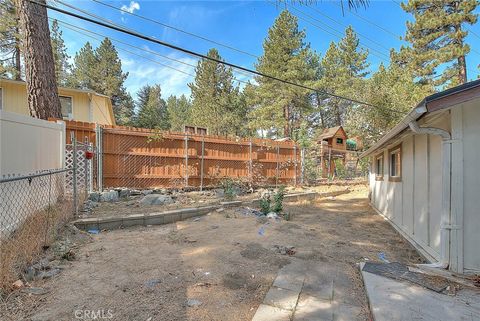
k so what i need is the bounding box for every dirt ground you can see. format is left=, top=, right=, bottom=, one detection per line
left=0, top=185, right=424, bottom=321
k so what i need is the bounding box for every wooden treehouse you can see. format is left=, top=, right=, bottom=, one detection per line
left=317, top=126, right=348, bottom=178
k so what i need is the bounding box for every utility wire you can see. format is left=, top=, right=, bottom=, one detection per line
left=89, top=0, right=259, bottom=59
left=290, top=3, right=393, bottom=53
left=29, top=0, right=405, bottom=115
left=285, top=5, right=390, bottom=61
left=51, top=17, right=253, bottom=85
left=53, top=0, right=255, bottom=80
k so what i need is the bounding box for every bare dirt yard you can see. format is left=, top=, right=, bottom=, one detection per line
left=1, top=185, right=424, bottom=321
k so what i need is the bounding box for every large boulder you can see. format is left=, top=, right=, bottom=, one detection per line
left=139, top=194, right=174, bottom=205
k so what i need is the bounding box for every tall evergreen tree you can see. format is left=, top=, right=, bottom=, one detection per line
left=250, top=10, right=315, bottom=137
left=135, top=84, right=170, bottom=129
left=315, top=27, right=369, bottom=127
left=69, top=39, right=134, bottom=124
left=189, top=48, right=246, bottom=136
left=166, top=94, right=192, bottom=132
left=0, top=0, right=21, bottom=79
left=68, top=42, right=97, bottom=90
left=50, top=20, right=71, bottom=86
left=400, top=0, right=478, bottom=88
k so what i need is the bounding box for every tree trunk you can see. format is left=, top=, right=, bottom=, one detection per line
left=315, top=93, right=326, bottom=128
left=283, top=105, right=290, bottom=137
left=14, top=21, right=21, bottom=80
left=458, top=55, right=467, bottom=84
left=15, top=0, right=61, bottom=119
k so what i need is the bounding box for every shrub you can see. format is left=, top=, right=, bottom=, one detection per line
left=220, top=177, right=236, bottom=200
left=272, top=186, right=286, bottom=213
left=259, top=194, right=271, bottom=215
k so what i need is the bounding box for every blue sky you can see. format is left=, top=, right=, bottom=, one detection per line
left=49, top=0, right=480, bottom=99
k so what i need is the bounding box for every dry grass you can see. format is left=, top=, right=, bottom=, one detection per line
left=0, top=196, right=79, bottom=292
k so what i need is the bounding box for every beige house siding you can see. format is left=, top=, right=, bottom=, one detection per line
left=0, top=79, right=115, bottom=125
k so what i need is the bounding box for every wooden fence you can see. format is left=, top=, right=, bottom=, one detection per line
left=55, top=120, right=301, bottom=189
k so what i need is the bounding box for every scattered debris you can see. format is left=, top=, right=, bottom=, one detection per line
left=378, top=252, right=390, bottom=263
left=145, top=279, right=161, bottom=288
left=195, top=282, right=213, bottom=287
left=12, top=280, right=24, bottom=289
left=88, top=229, right=100, bottom=235
left=216, top=207, right=225, bottom=212
left=258, top=226, right=266, bottom=236
left=36, top=268, right=61, bottom=280
left=21, top=287, right=50, bottom=295
left=186, top=299, right=202, bottom=307
left=271, top=245, right=296, bottom=256
left=473, top=275, right=480, bottom=287
left=193, top=217, right=201, bottom=222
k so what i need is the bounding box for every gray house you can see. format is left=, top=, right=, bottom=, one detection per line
left=361, top=79, right=480, bottom=274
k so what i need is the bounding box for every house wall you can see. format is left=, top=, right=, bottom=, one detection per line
left=0, top=81, right=113, bottom=125
left=455, top=99, right=480, bottom=273
left=369, top=115, right=449, bottom=262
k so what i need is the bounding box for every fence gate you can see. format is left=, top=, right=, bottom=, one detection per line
left=66, top=141, right=93, bottom=195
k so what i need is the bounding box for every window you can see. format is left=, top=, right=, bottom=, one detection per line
left=336, top=138, right=343, bottom=144
left=59, top=96, right=72, bottom=119
left=375, top=154, right=384, bottom=181
left=196, top=127, right=207, bottom=135
left=389, top=144, right=402, bottom=182
left=184, top=126, right=196, bottom=134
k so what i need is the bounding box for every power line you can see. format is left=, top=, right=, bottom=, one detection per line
left=268, top=1, right=390, bottom=62
left=292, top=3, right=393, bottom=53
left=89, top=0, right=259, bottom=59
left=29, top=0, right=405, bottom=115
left=53, top=0, right=255, bottom=80
left=52, top=17, right=253, bottom=85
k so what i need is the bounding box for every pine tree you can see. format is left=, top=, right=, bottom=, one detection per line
left=346, top=59, right=433, bottom=146
left=315, top=27, right=369, bottom=127
left=400, top=0, right=478, bottom=88
left=251, top=10, right=315, bottom=137
left=166, top=94, right=192, bottom=131
left=68, top=42, right=97, bottom=90
left=50, top=20, right=71, bottom=86
left=69, top=39, right=134, bottom=124
left=0, top=0, right=21, bottom=79
left=189, top=48, right=245, bottom=136
left=135, top=84, right=170, bottom=129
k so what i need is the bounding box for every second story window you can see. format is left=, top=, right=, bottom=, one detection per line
left=59, top=96, right=72, bottom=119
left=336, top=138, right=343, bottom=144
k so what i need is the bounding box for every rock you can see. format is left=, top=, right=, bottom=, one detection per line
left=186, top=299, right=202, bottom=307
left=213, top=188, right=224, bottom=198
left=130, top=189, right=142, bottom=196
left=12, top=280, right=24, bottom=289
left=37, top=268, right=61, bottom=280
left=100, top=190, right=118, bottom=202
left=266, top=212, right=278, bottom=219
left=119, top=189, right=131, bottom=198
left=142, top=190, right=153, bottom=195
left=88, top=192, right=100, bottom=202
left=21, top=287, right=50, bottom=295
left=139, top=194, right=174, bottom=205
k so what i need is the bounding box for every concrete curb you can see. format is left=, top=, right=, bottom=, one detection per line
left=74, top=190, right=349, bottom=231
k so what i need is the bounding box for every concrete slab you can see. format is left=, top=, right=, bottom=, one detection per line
left=293, top=294, right=333, bottom=321
left=251, top=304, right=292, bottom=321
left=360, top=263, right=480, bottom=321
left=263, top=286, right=299, bottom=311
left=272, top=261, right=306, bottom=293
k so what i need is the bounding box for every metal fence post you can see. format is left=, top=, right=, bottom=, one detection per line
left=249, top=139, right=253, bottom=184
left=184, top=133, right=188, bottom=188
left=200, top=135, right=205, bottom=191
left=88, top=142, right=93, bottom=193
left=96, top=125, right=103, bottom=191
left=275, top=144, right=280, bottom=187
left=72, top=134, right=78, bottom=216
left=294, top=145, right=297, bottom=186
left=300, top=148, right=305, bottom=185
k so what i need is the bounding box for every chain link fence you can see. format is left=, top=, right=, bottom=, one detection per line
left=0, top=141, right=87, bottom=290
left=99, top=129, right=301, bottom=190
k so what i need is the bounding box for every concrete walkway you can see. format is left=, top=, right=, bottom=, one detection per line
left=360, top=263, right=480, bottom=321
left=252, top=260, right=364, bottom=321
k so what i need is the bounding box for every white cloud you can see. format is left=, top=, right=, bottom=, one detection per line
left=122, top=53, right=197, bottom=99
left=121, top=1, right=140, bottom=14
